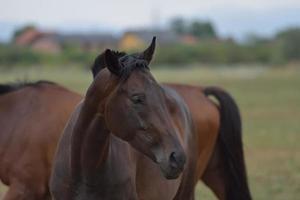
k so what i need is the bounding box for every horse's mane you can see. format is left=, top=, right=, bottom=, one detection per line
left=91, top=51, right=126, bottom=78
left=0, top=80, right=56, bottom=95
left=91, top=51, right=149, bottom=79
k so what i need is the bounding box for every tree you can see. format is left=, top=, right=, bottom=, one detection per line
left=275, top=28, right=300, bottom=60
left=189, top=20, right=217, bottom=39
left=13, top=25, right=36, bottom=41
left=170, top=17, right=186, bottom=35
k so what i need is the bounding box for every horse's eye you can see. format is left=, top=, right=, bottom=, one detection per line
left=131, top=94, right=145, bottom=104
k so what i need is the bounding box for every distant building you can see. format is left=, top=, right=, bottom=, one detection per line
left=180, top=34, right=199, bottom=45
left=120, top=30, right=179, bottom=50
left=56, top=33, right=118, bottom=51
left=14, top=28, right=61, bottom=53
left=14, top=28, right=118, bottom=53
left=120, top=29, right=199, bottom=50
left=14, top=27, right=200, bottom=54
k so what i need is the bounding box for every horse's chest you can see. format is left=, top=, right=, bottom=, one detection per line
left=75, top=154, right=138, bottom=200
left=75, top=176, right=138, bottom=200
left=136, top=156, right=181, bottom=200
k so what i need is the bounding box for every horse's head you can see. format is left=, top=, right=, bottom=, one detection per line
left=91, top=37, right=186, bottom=179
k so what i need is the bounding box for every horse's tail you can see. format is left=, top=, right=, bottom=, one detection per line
left=204, top=86, right=252, bottom=200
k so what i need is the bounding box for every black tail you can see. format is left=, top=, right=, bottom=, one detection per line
left=204, top=86, right=252, bottom=200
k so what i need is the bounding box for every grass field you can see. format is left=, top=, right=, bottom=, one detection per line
left=0, top=65, right=299, bottom=199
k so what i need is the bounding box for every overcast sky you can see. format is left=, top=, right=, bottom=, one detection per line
left=1, top=0, right=300, bottom=41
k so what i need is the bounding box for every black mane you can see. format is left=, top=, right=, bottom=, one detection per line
left=91, top=51, right=126, bottom=78
left=118, top=53, right=149, bottom=79
left=0, top=80, right=56, bottom=95
left=91, top=51, right=149, bottom=79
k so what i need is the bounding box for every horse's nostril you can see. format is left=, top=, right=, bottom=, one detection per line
left=170, top=152, right=177, bottom=167
left=169, top=151, right=186, bottom=169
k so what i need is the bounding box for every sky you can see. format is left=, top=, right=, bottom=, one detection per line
left=1, top=0, right=300, bottom=42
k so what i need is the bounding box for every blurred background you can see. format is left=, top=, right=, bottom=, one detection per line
left=0, top=0, right=299, bottom=199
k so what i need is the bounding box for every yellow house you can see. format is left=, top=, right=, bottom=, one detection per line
left=119, top=30, right=179, bottom=51
left=119, top=32, right=147, bottom=50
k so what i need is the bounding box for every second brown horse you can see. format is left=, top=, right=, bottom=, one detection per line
left=50, top=38, right=251, bottom=200
left=0, top=81, right=81, bottom=199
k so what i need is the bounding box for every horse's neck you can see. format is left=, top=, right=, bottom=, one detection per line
left=70, top=100, right=137, bottom=187
left=70, top=97, right=110, bottom=182
left=69, top=79, right=137, bottom=198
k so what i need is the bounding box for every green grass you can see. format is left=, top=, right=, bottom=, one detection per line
left=0, top=65, right=300, bottom=199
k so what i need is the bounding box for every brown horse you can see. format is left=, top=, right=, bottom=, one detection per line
left=0, top=81, right=81, bottom=200
left=50, top=38, right=251, bottom=200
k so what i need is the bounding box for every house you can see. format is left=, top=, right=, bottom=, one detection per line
left=14, top=27, right=199, bottom=54
left=120, top=29, right=200, bottom=50
left=180, top=34, right=199, bottom=45
left=120, top=29, right=179, bottom=50
left=56, top=33, right=118, bottom=51
left=14, top=28, right=119, bottom=53
left=14, top=28, right=61, bottom=53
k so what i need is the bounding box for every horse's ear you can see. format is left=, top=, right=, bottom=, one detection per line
left=140, top=36, right=156, bottom=64
left=104, top=49, right=122, bottom=76
left=91, top=52, right=106, bottom=78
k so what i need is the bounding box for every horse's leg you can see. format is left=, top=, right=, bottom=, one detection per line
left=201, top=142, right=226, bottom=200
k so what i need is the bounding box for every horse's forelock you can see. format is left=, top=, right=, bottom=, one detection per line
left=118, top=55, right=149, bottom=81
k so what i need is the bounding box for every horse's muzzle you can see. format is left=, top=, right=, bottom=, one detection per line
left=161, top=150, right=186, bottom=179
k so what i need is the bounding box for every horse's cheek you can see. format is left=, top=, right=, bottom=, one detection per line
left=107, top=100, right=133, bottom=134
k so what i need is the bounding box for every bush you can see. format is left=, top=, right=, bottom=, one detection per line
left=0, top=45, right=42, bottom=67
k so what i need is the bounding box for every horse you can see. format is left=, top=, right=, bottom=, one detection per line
left=0, top=81, right=82, bottom=200
left=50, top=37, right=251, bottom=200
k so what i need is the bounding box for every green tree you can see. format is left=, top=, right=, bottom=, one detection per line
left=13, top=25, right=36, bottom=41
left=189, top=20, right=217, bottom=39
left=275, top=28, right=300, bottom=61
left=170, top=17, right=186, bottom=35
